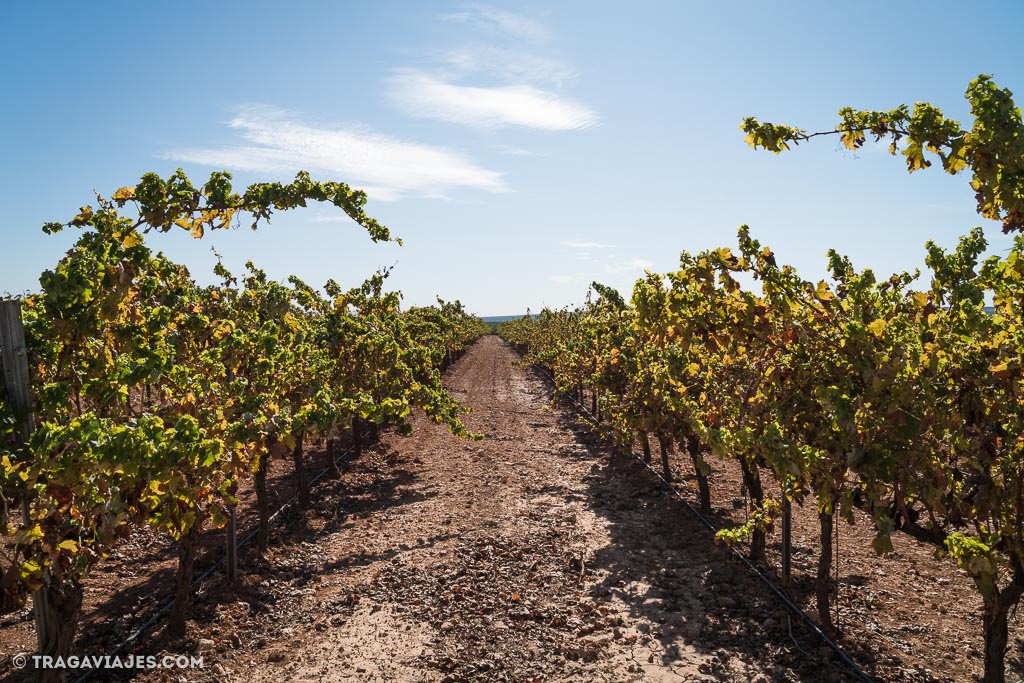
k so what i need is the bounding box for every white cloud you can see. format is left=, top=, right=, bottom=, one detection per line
left=549, top=274, right=584, bottom=284
left=602, top=258, right=655, bottom=275
left=549, top=256, right=653, bottom=289
left=494, top=144, right=535, bottom=157
left=165, top=106, right=506, bottom=201
left=563, top=240, right=613, bottom=249
left=438, top=46, right=576, bottom=84
left=389, top=70, right=599, bottom=131
left=444, top=4, right=549, bottom=41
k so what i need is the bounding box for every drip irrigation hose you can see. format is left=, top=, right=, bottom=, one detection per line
left=537, top=367, right=874, bottom=683
left=71, top=434, right=366, bottom=683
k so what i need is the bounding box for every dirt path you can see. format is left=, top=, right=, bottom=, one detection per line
left=188, top=336, right=845, bottom=683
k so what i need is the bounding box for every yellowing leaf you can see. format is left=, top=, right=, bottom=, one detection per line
left=814, top=281, right=835, bottom=302
left=120, top=231, right=144, bottom=248
left=14, top=526, right=43, bottom=545
left=71, top=205, right=94, bottom=226
left=19, top=560, right=42, bottom=583
left=112, top=186, right=136, bottom=204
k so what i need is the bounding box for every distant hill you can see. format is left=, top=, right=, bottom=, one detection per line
left=480, top=315, right=531, bottom=324
left=480, top=314, right=535, bottom=332
left=484, top=309, right=999, bottom=320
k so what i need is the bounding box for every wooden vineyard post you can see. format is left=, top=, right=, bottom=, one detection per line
left=0, top=299, right=51, bottom=653
left=781, top=497, right=792, bottom=593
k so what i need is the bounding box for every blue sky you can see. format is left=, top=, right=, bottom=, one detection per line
left=2, top=1, right=1023, bottom=315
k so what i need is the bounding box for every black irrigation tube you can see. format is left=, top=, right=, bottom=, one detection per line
left=535, top=367, right=875, bottom=683
left=72, top=436, right=364, bottom=683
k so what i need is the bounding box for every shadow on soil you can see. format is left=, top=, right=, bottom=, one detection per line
left=0, top=435, right=437, bottom=683
left=524, top=363, right=873, bottom=683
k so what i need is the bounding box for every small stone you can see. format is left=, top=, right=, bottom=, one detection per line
left=268, top=651, right=287, bottom=663
left=196, top=638, right=216, bottom=653
left=211, top=664, right=227, bottom=676
left=719, top=596, right=737, bottom=608
left=441, top=621, right=455, bottom=632
left=229, top=633, right=242, bottom=648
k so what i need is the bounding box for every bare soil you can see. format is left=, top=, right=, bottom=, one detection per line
left=0, top=335, right=1018, bottom=682
left=659, top=423, right=1024, bottom=683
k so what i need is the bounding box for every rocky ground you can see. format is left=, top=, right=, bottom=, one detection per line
left=145, top=335, right=854, bottom=682
left=2, top=335, right=1018, bottom=682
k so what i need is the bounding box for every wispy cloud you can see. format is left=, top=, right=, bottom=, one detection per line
left=388, top=70, right=598, bottom=131
left=438, top=46, right=576, bottom=85
left=601, top=258, right=655, bottom=275
left=493, top=144, right=536, bottom=157
left=548, top=257, right=653, bottom=288
left=164, top=106, right=506, bottom=201
left=549, top=274, right=584, bottom=284
left=563, top=240, right=613, bottom=249
left=390, top=5, right=598, bottom=135
left=443, top=4, right=550, bottom=41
